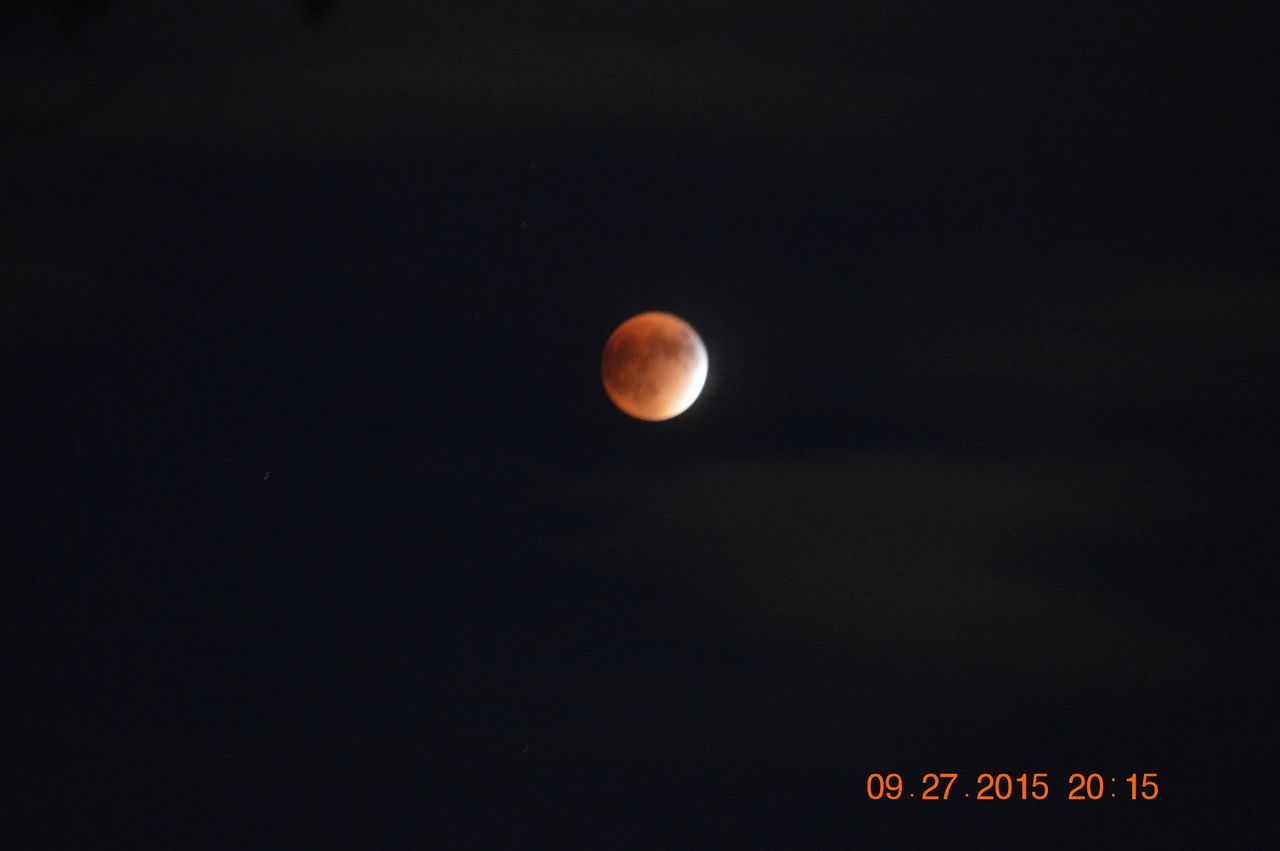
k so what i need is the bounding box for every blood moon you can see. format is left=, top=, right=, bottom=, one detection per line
left=601, top=311, right=708, bottom=421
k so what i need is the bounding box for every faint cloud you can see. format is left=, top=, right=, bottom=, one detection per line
left=532, top=449, right=1251, bottom=693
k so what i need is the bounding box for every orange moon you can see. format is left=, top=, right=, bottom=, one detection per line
left=601, top=311, right=708, bottom=421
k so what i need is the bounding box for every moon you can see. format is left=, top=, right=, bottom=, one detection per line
left=601, top=311, right=708, bottom=421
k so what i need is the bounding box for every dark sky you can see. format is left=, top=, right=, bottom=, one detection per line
left=5, top=1, right=1277, bottom=847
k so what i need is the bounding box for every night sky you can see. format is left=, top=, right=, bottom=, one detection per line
left=6, top=1, right=1277, bottom=846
